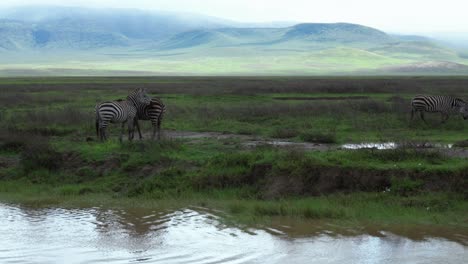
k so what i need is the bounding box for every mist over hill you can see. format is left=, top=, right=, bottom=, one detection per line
left=0, top=5, right=467, bottom=76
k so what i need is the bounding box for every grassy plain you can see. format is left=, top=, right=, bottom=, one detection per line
left=0, top=77, right=467, bottom=227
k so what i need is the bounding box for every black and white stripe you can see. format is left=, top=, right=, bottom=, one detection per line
left=95, top=88, right=151, bottom=142
left=411, top=95, right=468, bottom=123
left=134, top=97, right=166, bottom=140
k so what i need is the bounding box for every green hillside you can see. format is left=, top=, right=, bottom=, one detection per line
left=1, top=6, right=467, bottom=75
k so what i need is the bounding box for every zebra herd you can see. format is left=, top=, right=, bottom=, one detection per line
left=95, top=88, right=166, bottom=142
left=95, top=90, right=467, bottom=142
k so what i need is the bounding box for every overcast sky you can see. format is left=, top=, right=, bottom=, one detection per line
left=0, top=0, right=466, bottom=33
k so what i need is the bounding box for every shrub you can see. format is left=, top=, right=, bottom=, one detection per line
left=299, top=131, right=336, bottom=143
left=348, top=99, right=389, bottom=114
left=368, top=148, right=446, bottom=163
left=270, top=128, right=299, bottom=139
left=391, top=177, right=424, bottom=196
left=192, top=152, right=255, bottom=189
left=20, top=141, right=62, bottom=173
left=453, top=140, right=468, bottom=148
left=0, top=131, right=50, bottom=152
left=0, top=138, right=26, bottom=152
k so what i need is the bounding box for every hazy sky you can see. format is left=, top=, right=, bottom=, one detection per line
left=0, top=0, right=466, bottom=33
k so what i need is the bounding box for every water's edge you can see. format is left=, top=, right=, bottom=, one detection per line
left=1, top=202, right=466, bottom=264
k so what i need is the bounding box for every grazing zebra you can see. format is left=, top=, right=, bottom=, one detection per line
left=134, top=97, right=166, bottom=140
left=411, top=95, right=468, bottom=124
left=95, top=88, right=151, bottom=142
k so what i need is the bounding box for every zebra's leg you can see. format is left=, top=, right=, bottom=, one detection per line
left=441, top=113, right=449, bottom=124
left=135, top=119, right=143, bottom=140
left=99, top=121, right=105, bottom=141
left=128, top=119, right=135, bottom=142
left=410, top=108, right=415, bottom=121
left=96, top=120, right=100, bottom=139
left=120, top=121, right=126, bottom=143
left=101, top=126, right=107, bottom=141
left=420, top=111, right=428, bottom=124
left=150, top=125, right=155, bottom=140
left=157, top=118, right=162, bottom=140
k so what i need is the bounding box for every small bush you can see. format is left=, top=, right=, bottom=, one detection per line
left=228, top=203, right=247, bottom=214
left=348, top=99, right=390, bottom=114
left=302, top=207, right=345, bottom=219
left=368, top=148, right=446, bottom=163
left=299, top=131, right=336, bottom=143
left=192, top=151, right=263, bottom=189
left=254, top=203, right=288, bottom=216
left=0, top=139, right=25, bottom=152
left=0, top=131, right=40, bottom=152
left=453, top=140, right=468, bottom=148
left=76, top=166, right=99, bottom=179
left=270, top=128, right=299, bottom=139
left=391, top=177, right=424, bottom=196
left=20, top=141, right=62, bottom=173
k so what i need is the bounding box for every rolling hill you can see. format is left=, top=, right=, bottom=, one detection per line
left=0, top=5, right=467, bottom=75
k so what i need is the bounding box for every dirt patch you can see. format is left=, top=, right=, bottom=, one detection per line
left=0, top=156, right=19, bottom=169
left=162, top=130, right=254, bottom=140
left=273, top=96, right=369, bottom=101
left=260, top=165, right=466, bottom=199
left=243, top=140, right=333, bottom=151
left=140, top=130, right=468, bottom=158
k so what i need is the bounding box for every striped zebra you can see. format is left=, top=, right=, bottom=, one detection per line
left=411, top=95, right=468, bottom=124
left=133, top=97, right=166, bottom=140
left=95, top=88, right=151, bottom=142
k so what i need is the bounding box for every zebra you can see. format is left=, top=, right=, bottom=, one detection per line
left=95, top=88, right=151, bottom=142
left=411, top=95, right=468, bottom=124
left=133, top=97, right=166, bottom=140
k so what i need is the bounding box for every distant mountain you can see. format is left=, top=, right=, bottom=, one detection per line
left=0, top=6, right=232, bottom=50
left=1, top=5, right=467, bottom=75
left=283, top=23, right=392, bottom=43
left=383, top=61, right=468, bottom=74
left=159, top=23, right=395, bottom=50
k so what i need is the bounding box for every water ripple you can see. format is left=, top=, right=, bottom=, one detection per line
left=0, top=202, right=466, bottom=264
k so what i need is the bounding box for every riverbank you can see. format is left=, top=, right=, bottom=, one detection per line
left=0, top=186, right=466, bottom=229
left=1, top=137, right=467, bottom=228
left=0, top=77, right=467, bottom=229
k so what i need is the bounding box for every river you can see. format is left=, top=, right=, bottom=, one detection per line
left=0, top=203, right=466, bottom=264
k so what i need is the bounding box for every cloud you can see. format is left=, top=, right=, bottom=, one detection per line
left=0, top=0, right=466, bottom=33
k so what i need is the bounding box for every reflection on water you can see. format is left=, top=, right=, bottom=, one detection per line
left=341, top=142, right=454, bottom=150
left=341, top=142, right=398, bottom=150
left=1, top=203, right=466, bottom=264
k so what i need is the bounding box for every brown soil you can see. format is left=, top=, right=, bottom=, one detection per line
left=0, top=156, right=19, bottom=169
left=273, top=96, right=369, bottom=101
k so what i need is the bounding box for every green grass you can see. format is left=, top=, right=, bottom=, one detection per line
left=1, top=77, right=467, bottom=228
left=0, top=183, right=465, bottom=228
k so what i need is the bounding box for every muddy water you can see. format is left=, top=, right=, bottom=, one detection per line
left=161, top=130, right=461, bottom=152
left=1, top=203, right=466, bottom=264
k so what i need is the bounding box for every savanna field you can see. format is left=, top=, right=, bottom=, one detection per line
left=0, top=77, right=467, bottom=227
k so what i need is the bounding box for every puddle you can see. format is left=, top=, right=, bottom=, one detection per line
left=341, top=142, right=454, bottom=150
left=139, top=130, right=467, bottom=157
left=341, top=142, right=398, bottom=150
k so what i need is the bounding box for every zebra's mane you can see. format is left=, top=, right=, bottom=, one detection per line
left=455, top=97, right=467, bottom=106
left=127, top=88, right=143, bottom=103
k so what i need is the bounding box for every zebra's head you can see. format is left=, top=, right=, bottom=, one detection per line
left=128, top=88, right=151, bottom=106
left=460, top=103, right=468, bottom=120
